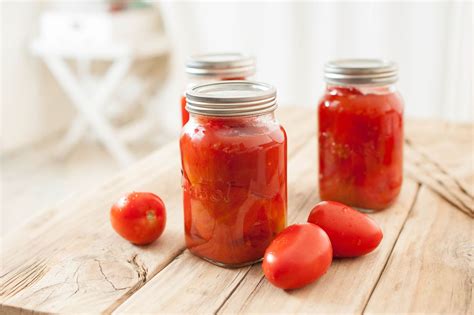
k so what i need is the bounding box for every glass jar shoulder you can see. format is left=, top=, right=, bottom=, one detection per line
left=180, top=115, right=286, bottom=153
left=318, top=86, right=404, bottom=116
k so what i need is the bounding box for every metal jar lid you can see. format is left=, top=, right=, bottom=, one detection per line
left=185, top=53, right=256, bottom=78
left=324, top=59, right=398, bottom=85
left=186, top=81, right=277, bottom=117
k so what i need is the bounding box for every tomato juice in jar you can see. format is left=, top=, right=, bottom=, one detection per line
left=180, top=81, right=287, bottom=267
left=181, top=53, right=256, bottom=126
left=318, top=59, right=404, bottom=211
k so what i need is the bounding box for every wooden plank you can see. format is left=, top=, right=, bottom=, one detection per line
left=405, top=140, right=473, bottom=217
left=404, top=120, right=474, bottom=217
left=113, top=133, right=319, bottom=314
left=217, top=180, right=420, bottom=314
left=364, top=186, right=472, bottom=314
left=3, top=110, right=470, bottom=314
left=0, top=108, right=313, bottom=314
left=115, top=133, right=420, bottom=314
left=0, top=142, right=184, bottom=314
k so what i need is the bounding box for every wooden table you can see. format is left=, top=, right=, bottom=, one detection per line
left=1, top=108, right=472, bottom=314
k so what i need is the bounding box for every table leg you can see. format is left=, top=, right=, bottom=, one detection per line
left=54, top=116, right=88, bottom=158
left=43, top=56, right=134, bottom=166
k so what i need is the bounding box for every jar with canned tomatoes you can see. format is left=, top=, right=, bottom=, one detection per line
left=180, top=81, right=287, bottom=267
left=181, top=53, right=256, bottom=126
left=318, top=59, right=404, bottom=211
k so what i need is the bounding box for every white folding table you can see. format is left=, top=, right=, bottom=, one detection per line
left=31, top=11, right=168, bottom=166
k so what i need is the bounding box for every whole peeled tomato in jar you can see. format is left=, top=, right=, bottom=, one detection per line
left=318, top=59, right=404, bottom=211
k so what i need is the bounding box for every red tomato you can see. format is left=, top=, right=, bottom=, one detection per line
left=110, top=192, right=166, bottom=245
left=262, top=223, right=332, bottom=289
left=307, top=201, right=383, bottom=257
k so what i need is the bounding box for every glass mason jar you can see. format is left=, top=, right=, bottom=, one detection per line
left=181, top=53, right=256, bottom=126
left=180, top=81, right=287, bottom=267
left=318, top=59, right=404, bottom=211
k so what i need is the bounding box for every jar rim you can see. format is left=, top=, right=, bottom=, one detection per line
left=186, top=81, right=277, bottom=117
left=185, top=52, right=256, bottom=78
left=324, top=59, right=398, bottom=85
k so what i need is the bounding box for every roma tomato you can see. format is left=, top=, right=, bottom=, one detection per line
left=110, top=192, right=166, bottom=245
left=307, top=201, right=383, bottom=257
left=262, top=223, right=332, bottom=290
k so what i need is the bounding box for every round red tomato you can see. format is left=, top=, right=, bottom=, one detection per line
left=262, top=223, right=332, bottom=290
left=307, top=201, right=383, bottom=257
left=110, top=192, right=166, bottom=245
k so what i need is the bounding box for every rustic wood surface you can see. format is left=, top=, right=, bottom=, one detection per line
left=0, top=108, right=472, bottom=314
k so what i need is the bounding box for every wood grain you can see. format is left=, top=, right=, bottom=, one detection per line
left=404, top=120, right=474, bottom=217
left=0, top=141, right=184, bottom=314
left=0, top=108, right=313, bottom=314
left=114, top=135, right=318, bottom=314
left=217, top=180, right=419, bottom=314
left=405, top=139, right=473, bottom=217
left=1, top=109, right=472, bottom=314
left=365, top=186, right=473, bottom=314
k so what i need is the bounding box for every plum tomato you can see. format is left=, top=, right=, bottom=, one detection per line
left=262, top=223, right=332, bottom=290
left=110, top=192, right=166, bottom=245
left=307, top=201, right=383, bottom=257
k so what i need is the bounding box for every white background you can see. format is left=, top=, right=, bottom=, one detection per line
left=1, top=1, right=472, bottom=152
left=156, top=1, right=472, bottom=133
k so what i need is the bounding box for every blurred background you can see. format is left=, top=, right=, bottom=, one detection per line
left=1, top=0, right=472, bottom=236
